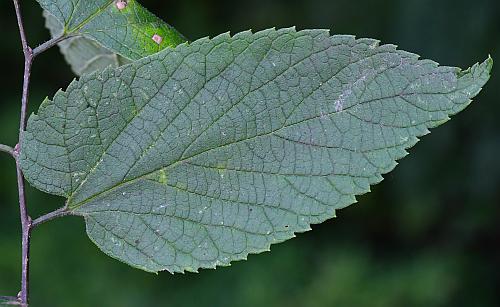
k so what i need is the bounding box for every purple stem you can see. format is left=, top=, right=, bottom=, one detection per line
left=12, top=0, right=33, bottom=304
left=10, top=1, right=68, bottom=306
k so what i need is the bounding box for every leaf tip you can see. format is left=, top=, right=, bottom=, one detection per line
left=453, top=55, right=492, bottom=104
left=485, top=54, right=494, bottom=72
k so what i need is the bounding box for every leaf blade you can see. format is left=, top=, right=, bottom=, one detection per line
left=44, top=10, right=131, bottom=75
left=21, top=28, right=492, bottom=273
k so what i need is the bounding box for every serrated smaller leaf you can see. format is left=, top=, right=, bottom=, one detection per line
left=21, top=28, right=492, bottom=273
left=44, top=10, right=131, bottom=75
left=39, top=0, right=187, bottom=74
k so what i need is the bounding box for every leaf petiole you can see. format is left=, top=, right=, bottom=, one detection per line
left=0, top=144, right=15, bottom=158
left=0, top=295, right=21, bottom=305
left=32, top=34, right=67, bottom=58
left=32, top=206, right=70, bottom=229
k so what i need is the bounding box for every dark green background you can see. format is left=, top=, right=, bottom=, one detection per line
left=1, top=0, right=499, bottom=306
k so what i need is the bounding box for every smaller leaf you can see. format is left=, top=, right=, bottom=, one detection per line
left=44, top=11, right=131, bottom=75
left=39, top=0, right=187, bottom=75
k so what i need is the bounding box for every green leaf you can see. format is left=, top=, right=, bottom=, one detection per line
left=44, top=10, right=132, bottom=75
left=39, top=0, right=187, bottom=74
left=20, top=28, right=492, bottom=273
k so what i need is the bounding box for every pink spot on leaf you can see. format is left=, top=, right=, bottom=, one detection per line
left=116, top=0, right=127, bottom=10
left=152, top=34, right=163, bottom=45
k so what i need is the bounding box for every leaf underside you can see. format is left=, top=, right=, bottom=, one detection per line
left=44, top=11, right=131, bottom=76
left=39, top=0, right=187, bottom=75
left=21, top=28, right=492, bottom=273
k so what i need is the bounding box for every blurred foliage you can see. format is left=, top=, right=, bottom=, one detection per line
left=0, top=0, right=499, bottom=306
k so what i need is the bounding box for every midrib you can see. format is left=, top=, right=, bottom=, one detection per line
left=67, top=91, right=414, bottom=211
left=66, top=0, right=115, bottom=33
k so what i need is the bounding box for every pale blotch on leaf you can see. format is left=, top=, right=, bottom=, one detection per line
left=115, top=0, right=127, bottom=10
left=152, top=34, right=163, bottom=45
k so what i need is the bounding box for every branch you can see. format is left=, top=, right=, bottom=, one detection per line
left=12, top=0, right=29, bottom=56
left=11, top=1, right=67, bottom=305
left=0, top=144, right=15, bottom=158
left=12, top=1, right=31, bottom=306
